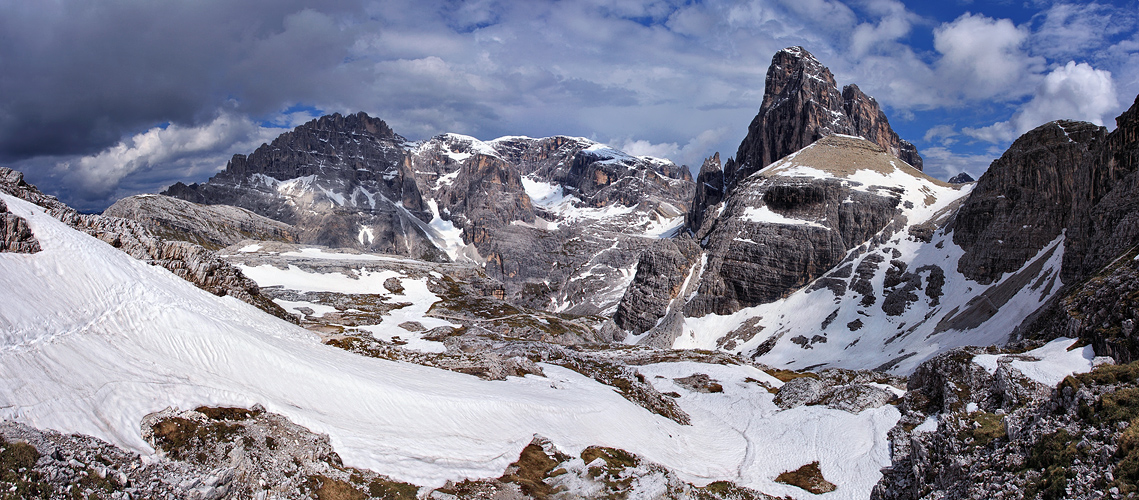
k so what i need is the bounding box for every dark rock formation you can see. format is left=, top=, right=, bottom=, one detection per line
left=683, top=136, right=905, bottom=317
left=104, top=194, right=297, bottom=250
left=947, top=172, right=974, bottom=184
left=613, top=237, right=702, bottom=334
left=1063, top=94, right=1139, bottom=284
left=0, top=167, right=295, bottom=323
left=953, top=120, right=1104, bottom=284
left=0, top=198, right=40, bottom=253
left=687, top=153, right=725, bottom=239
left=729, top=47, right=921, bottom=189
left=690, top=47, right=921, bottom=237
left=164, top=112, right=445, bottom=260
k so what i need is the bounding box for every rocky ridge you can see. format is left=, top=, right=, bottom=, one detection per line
left=871, top=343, right=1135, bottom=500
left=160, top=121, right=694, bottom=317
left=104, top=194, right=297, bottom=250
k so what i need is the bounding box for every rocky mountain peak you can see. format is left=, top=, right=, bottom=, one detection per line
left=726, top=47, right=923, bottom=200
left=301, top=111, right=404, bottom=142
left=842, top=84, right=923, bottom=170
left=948, top=172, right=974, bottom=184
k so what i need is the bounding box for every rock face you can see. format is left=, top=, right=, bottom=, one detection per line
left=165, top=112, right=446, bottom=261
left=166, top=119, right=694, bottom=317
left=1063, top=94, right=1139, bottom=284
left=726, top=47, right=921, bottom=194
left=953, top=120, right=1105, bottom=284
left=613, top=237, right=702, bottom=334
left=104, top=194, right=297, bottom=250
left=0, top=198, right=40, bottom=253
left=685, top=136, right=910, bottom=317
left=0, top=167, right=294, bottom=323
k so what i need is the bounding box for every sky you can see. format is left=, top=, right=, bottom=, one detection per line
left=1, top=0, right=1136, bottom=212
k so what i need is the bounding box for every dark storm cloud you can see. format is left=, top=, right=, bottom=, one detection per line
left=1, top=0, right=1136, bottom=211
left=0, top=0, right=360, bottom=162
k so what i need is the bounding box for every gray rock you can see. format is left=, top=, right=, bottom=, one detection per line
left=0, top=198, right=41, bottom=253
left=104, top=194, right=297, bottom=250
left=953, top=120, right=1103, bottom=284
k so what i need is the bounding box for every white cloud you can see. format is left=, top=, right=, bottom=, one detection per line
left=923, top=124, right=959, bottom=146
left=921, top=146, right=995, bottom=182
left=933, top=13, right=1044, bottom=100
left=52, top=112, right=286, bottom=203
left=964, top=61, right=1118, bottom=143
left=850, top=0, right=915, bottom=57
left=1030, top=2, right=1135, bottom=60
left=619, top=127, right=730, bottom=168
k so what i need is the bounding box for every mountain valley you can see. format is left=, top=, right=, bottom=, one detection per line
left=3, top=45, right=1139, bottom=500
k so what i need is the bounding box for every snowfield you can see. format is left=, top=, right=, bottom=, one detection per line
left=0, top=192, right=898, bottom=499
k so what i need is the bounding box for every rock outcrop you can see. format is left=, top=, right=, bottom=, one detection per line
left=873, top=345, right=1130, bottom=500
left=613, top=237, right=703, bottom=334
left=953, top=120, right=1105, bottom=284
left=104, top=194, right=297, bottom=250
left=0, top=167, right=294, bottom=323
left=164, top=112, right=446, bottom=260
left=0, top=198, right=40, bottom=253
left=727, top=47, right=921, bottom=192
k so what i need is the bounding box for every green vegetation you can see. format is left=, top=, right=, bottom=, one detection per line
left=1025, top=430, right=1081, bottom=500
left=0, top=436, right=50, bottom=499
left=959, top=411, right=1006, bottom=447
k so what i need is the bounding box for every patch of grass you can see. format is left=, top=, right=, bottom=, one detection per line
left=150, top=416, right=242, bottom=462
left=1073, top=361, right=1139, bottom=387
left=774, top=461, right=836, bottom=494
left=960, top=411, right=1006, bottom=447
left=0, top=436, right=51, bottom=500
left=366, top=477, right=418, bottom=499
left=764, top=369, right=820, bottom=383
left=1113, top=420, right=1139, bottom=494
left=308, top=476, right=365, bottom=500
left=1099, top=388, right=1139, bottom=424
left=499, top=443, right=569, bottom=499
left=1024, top=430, right=1081, bottom=500
left=581, top=446, right=638, bottom=495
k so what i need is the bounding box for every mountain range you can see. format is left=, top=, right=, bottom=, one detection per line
left=2, top=46, right=1139, bottom=499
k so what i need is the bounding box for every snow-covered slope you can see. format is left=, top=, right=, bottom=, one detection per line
left=621, top=135, right=1066, bottom=374
left=0, top=192, right=897, bottom=499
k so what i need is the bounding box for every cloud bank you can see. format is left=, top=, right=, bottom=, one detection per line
left=0, top=0, right=1135, bottom=209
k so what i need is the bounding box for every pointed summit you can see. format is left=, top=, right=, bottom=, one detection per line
left=729, top=47, right=922, bottom=189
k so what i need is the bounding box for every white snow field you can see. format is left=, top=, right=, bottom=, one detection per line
left=0, top=193, right=896, bottom=499
left=675, top=138, right=1068, bottom=374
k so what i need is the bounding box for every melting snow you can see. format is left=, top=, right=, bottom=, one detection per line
left=973, top=338, right=1097, bottom=386
left=741, top=206, right=828, bottom=229
left=0, top=192, right=896, bottom=499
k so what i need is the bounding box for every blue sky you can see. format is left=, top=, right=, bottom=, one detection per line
left=1, top=0, right=1136, bottom=211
